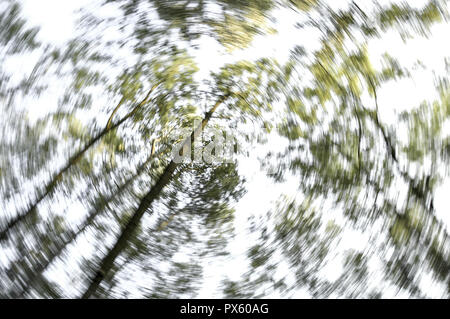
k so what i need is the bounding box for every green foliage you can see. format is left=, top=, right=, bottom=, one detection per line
left=0, top=2, right=40, bottom=54
left=105, top=0, right=278, bottom=50
left=1, top=0, right=450, bottom=299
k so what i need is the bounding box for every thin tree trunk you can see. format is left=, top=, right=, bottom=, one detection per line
left=14, top=144, right=161, bottom=298
left=0, top=87, right=157, bottom=240
left=80, top=94, right=229, bottom=298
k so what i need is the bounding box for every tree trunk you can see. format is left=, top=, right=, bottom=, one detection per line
left=14, top=146, right=159, bottom=297
left=0, top=88, right=156, bottom=240
left=80, top=94, right=228, bottom=298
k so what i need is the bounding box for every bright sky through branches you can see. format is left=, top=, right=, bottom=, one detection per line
left=12, top=0, right=450, bottom=298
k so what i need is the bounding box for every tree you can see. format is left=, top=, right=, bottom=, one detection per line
left=0, top=0, right=449, bottom=298
left=252, top=1, right=450, bottom=297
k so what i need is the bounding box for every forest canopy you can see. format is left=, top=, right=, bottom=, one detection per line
left=0, top=0, right=449, bottom=298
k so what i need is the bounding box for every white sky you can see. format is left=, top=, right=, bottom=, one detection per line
left=12, top=0, right=450, bottom=298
